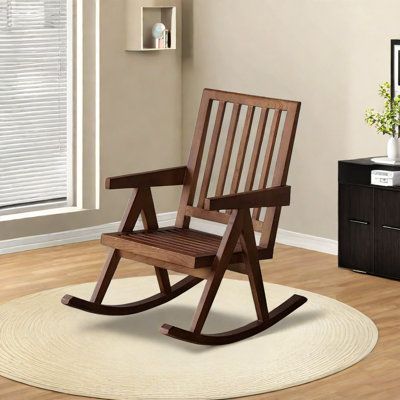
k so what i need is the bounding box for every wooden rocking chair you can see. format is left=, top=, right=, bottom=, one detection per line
left=62, top=89, right=307, bottom=345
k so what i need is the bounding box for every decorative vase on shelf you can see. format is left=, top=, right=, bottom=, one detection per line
left=152, top=22, right=166, bottom=49
left=387, top=136, right=400, bottom=160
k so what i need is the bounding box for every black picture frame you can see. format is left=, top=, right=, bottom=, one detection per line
left=391, top=39, right=400, bottom=100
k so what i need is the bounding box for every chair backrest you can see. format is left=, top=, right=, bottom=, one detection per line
left=175, top=89, right=301, bottom=250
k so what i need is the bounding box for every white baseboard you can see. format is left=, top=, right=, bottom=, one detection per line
left=0, top=211, right=338, bottom=256
left=276, top=229, right=338, bottom=255
left=190, top=218, right=338, bottom=255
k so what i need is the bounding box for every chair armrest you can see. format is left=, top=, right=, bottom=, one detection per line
left=204, top=186, right=291, bottom=211
left=105, top=166, right=187, bottom=190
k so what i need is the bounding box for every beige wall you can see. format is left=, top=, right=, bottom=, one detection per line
left=2, top=0, right=400, bottom=243
left=181, top=0, right=400, bottom=240
left=0, top=0, right=182, bottom=241
left=99, top=0, right=182, bottom=217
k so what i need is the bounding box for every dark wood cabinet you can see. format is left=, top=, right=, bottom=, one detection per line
left=339, top=158, right=400, bottom=280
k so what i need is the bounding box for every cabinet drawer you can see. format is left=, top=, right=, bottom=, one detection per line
left=375, top=189, right=400, bottom=228
left=374, top=189, right=400, bottom=279
left=339, top=184, right=373, bottom=223
left=339, top=184, right=373, bottom=272
left=374, top=228, right=400, bottom=279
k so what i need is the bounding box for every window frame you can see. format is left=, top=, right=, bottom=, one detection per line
left=0, top=0, right=100, bottom=222
left=0, top=0, right=75, bottom=216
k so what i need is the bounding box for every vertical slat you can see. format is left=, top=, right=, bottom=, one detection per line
left=253, top=109, right=282, bottom=220
left=244, top=108, right=269, bottom=191
left=175, top=91, right=213, bottom=228
left=257, top=109, right=282, bottom=189
left=215, top=103, right=242, bottom=196
left=229, top=106, right=255, bottom=194
left=197, top=101, right=227, bottom=207
left=260, top=103, right=301, bottom=248
left=175, top=88, right=300, bottom=258
left=270, top=109, right=298, bottom=186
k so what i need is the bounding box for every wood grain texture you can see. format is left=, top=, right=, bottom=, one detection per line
left=108, top=89, right=300, bottom=260
left=374, top=188, right=400, bottom=279
left=185, top=205, right=264, bottom=232
left=101, top=227, right=272, bottom=269
left=175, top=91, right=213, bottom=228
left=63, top=89, right=302, bottom=345
left=197, top=101, right=227, bottom=207
left=118, top=250, right=213, bottom=279
left=0, top=242, right=397, bottom=399
left=240, top=209, right=269, bottom=321
left=176, top=89, right=300, bottom=255
left=190, top=209, right=244, bottom=333
left=106, top=166, right=187, bottom=189
left=89, top=250, right=121, bottom=303
left=204, top=186, right=290, bottom=211
left=253, top=109, right=281, bottom=220
left=176, top=90, right=300, bottom=253
left=215, top=103, right=241, bottom=196
left=339, top=159, right=400, bottom=280
left=202, top=88, right=300, bottom=110
left=339, top=184, right=373, bottom=273
left=90, top=187, right=150, bottom=303
left=63, top=275, right=202, bottom=316
left=245, top=108, right=269, bottom=192
left=229, top=106, right=255, bottom=195
left=259, top=103, right=301, bottom=248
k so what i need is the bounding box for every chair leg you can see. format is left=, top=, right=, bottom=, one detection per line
left=240, top=210, right=269, bottom=321
left=161, top=294, right=307, bottom=345
left=89, top=188, right=144, bottom=305
left=62, top=187, right=205, bottom=317
left=90, top=250, right=121, bottom=304
left=161, top=210, right=241, bottom=337
left=191, top=225, right=268, bottom=335
left=161, top=209, right=307, bottom=345
left=191, top=210, right=244, bottom=333
left=155, top=267, right=171, bottom=294
left=241, top=244, right=269, bottom=321
left=190, top=268, right=226, bottom=333
left=90, top=187, right=160, bottom=304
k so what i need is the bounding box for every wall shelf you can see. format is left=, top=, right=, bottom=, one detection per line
left=126, top=0, right=177, bottom=51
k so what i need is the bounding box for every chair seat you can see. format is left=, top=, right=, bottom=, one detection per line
left=101, top=227, right=271, bottom=269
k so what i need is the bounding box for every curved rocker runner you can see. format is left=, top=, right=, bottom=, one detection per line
left=62, top=89, right=307, bottom=345
left=62, top=276, right=203, bottom=316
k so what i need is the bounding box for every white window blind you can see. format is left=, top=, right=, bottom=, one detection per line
left=0, top=0, right=69, bottom=209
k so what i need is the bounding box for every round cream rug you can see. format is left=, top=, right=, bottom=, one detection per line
left=0, top=277, right=377, bottom=399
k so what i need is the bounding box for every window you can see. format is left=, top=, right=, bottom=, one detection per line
left=0, top=0, right=72, bottom=213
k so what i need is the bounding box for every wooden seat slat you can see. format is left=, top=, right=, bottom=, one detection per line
left=102, top=227, right=270, bottom=269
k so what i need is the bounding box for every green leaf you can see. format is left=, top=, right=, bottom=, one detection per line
left=365, top=82, right=400, bottom=136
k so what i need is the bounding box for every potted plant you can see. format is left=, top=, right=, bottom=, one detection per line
left=365, top=82, right=400, bottom=160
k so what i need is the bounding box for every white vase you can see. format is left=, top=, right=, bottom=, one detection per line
left=387, top=136, right=400, bottom=160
